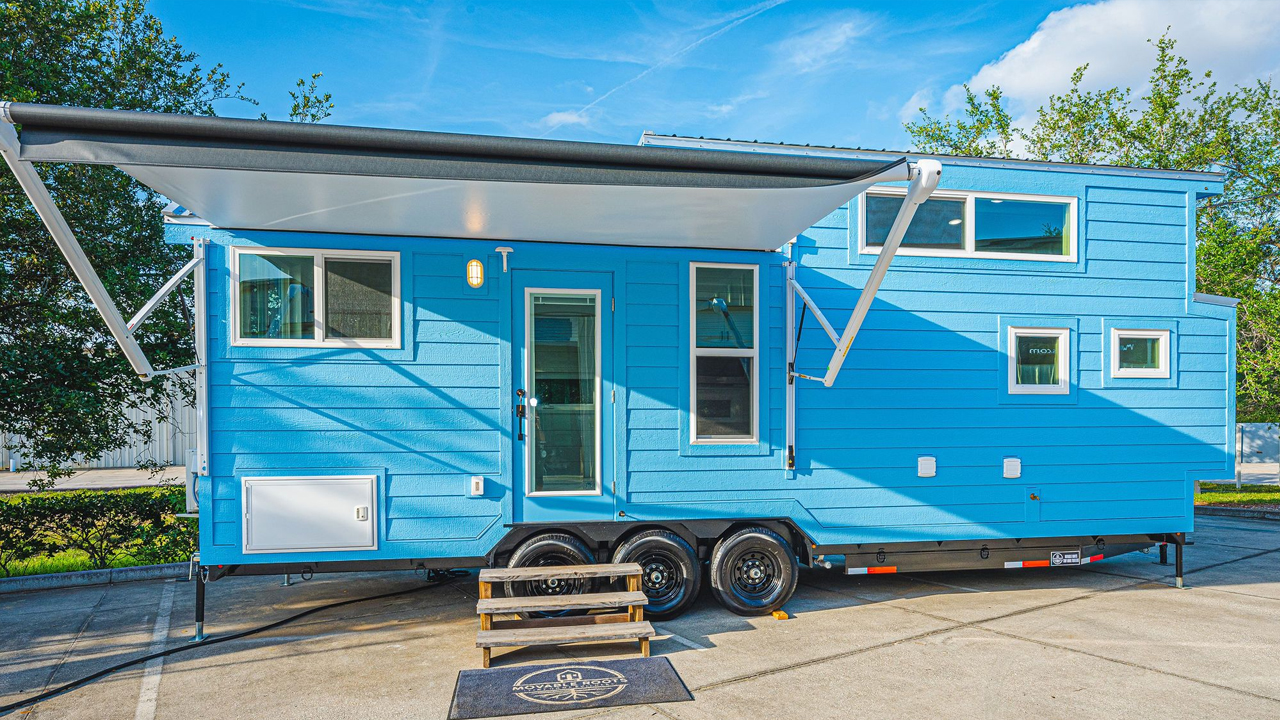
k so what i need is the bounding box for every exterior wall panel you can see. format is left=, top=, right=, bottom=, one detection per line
left=182, top=152, right=1234, bottom=565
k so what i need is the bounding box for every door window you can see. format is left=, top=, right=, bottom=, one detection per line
left=529, top=292, right=599, bottom=494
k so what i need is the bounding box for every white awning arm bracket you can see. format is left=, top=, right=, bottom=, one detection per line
left=0, top=111, right=199, bottom=381
left=127, top=255, right=203, bottom=332
left=788, top=278, right=839, bottom=345
left=820, top=159, right=941, bottom=386
left=785, top=159, right=942, bottom=387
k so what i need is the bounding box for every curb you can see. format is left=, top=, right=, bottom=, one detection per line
left=0, top=562, right=189, bottom=595
left=1195, top=505, right=1280, bottom=521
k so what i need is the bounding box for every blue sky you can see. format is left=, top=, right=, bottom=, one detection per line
left=150, top=0, right=1280, bottom=151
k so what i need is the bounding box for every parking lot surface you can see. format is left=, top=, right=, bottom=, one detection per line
left=2, top=515, right=1278, bottom=720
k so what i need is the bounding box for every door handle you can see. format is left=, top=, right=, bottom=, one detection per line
left=516, top=388, right=526, bottom=441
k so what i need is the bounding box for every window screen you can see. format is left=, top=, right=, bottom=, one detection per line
left=325, top=259, right=394, bottom=339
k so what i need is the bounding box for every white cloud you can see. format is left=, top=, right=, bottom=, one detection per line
left=707, top=90, right=769, bottom=118
left=898, top=87, right=934, bottom=124
left=776, top=15, right=873, bottom=74
left=942, top=0, right=1280, bottom=120
left=540, top=110, right=591, bottom=128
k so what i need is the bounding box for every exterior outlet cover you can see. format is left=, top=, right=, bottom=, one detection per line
left=1003, top=457, right=1022, bottom=479
left=470, top=475, right=485, bottom=497
left=917, top=455, right=936, bottom=478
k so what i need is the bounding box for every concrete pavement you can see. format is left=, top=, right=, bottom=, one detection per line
left=1, top=516, right=1278, bottom=719
left=0, top=466, right=184, bottom=492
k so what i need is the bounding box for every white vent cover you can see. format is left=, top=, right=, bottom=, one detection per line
left=917, top=456, right=937, bottom=478
left=1003, top=457, right=1022, bottom=479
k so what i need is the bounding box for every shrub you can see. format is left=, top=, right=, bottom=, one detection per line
left=0, top=499, right=53, bottom=577
left=0, top=487, right=195, bottom=576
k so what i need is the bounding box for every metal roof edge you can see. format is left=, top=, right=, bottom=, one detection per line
left=640, top=133, right=1226, bottom=184
left=1193, top=292, right=1241, bottom=308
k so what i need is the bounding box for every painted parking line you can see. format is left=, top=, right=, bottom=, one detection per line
left=134, top=579, right=176, bottom=720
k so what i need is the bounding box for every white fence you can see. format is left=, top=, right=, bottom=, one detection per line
left=1, top=390, right=194, bottom=471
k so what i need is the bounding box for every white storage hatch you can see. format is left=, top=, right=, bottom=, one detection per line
left=243, top=476, right=377, bottom=553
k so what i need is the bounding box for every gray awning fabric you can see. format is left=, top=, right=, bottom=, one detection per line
left=6, top=103, right=908, bottom=250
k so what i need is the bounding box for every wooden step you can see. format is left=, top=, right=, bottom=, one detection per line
left=476, top=620, right=655, bottom=649
left=476, top=590, right=648, bottom=615
left=479, top=562, right=641, bottom=583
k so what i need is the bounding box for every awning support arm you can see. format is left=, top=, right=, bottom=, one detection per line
left=788, top=159, right=943, bottom=387
left=0, top=112, right=201, bottom=381
left=127, top=255, right=202, bottom=332
left=789, top=278, right=839, bottom=344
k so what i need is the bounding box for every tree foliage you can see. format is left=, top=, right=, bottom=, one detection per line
left=904, top=33, right=1280, bottom=422
left=0, top=0, right=335, bottom=488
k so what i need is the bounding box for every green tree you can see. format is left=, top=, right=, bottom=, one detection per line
left=904, top=33, right=1280, bottom=422
left=0, top=0, right=335, bottom=488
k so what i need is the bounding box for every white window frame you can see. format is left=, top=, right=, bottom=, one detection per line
left=1111, top=328, right=1170, bottom=379
left=1008, top=326, right=1071, bottom=395
left=524, top=288, right=603, bottom=497
left=859, top=187, right=1078, bottom=262
left=690, top=262, right=759, bottom=445
left=230, top=246, right=401, bottom=348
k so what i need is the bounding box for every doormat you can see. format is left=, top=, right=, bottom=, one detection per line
left=448, top=657, right=692, bottom=719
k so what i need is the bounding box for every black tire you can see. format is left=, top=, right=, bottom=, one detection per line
left=709, top=526, right=798, bottom=616
left=503, top=533, right=597, bottom=618
left=612, top=529, right=702, bottom=620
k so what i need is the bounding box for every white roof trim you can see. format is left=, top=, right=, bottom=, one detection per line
left=641, top=134, right=1225, bottom=184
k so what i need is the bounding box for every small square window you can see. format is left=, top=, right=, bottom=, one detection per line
left=1008, top=327, right=1070, bottom=395
left=1111, top=329, right=1170, bottom=378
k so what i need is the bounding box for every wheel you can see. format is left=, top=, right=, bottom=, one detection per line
left=612, top=529, right=702, bottom=620
left=709, top=526, right=798, bottom=616
left=503, top=533, right=597, bottom=618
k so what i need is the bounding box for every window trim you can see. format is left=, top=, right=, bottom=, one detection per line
left=689, top=262, right=759, bottom=445
left=858, top=187, right=1078, bottom=262
left=230, top=246, right=401, bottom=349
left=523, top=287, right=604, bottom=498
left=1008, top=326, right=1071, bottom=395
left=1110, top=328, right=1170, bottom=379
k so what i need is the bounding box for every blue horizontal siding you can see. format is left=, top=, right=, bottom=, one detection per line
left=194, top=157, right=1231, bottom=563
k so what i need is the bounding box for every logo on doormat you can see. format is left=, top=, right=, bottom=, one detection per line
left=512, top=664, right=629, bottom=705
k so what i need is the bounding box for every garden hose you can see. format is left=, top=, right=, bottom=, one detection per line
left=0, top=568, right=468, bottom=716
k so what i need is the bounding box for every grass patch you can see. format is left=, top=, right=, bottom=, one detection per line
left=4, top=550, right=146, bottom=578
left=1196, top=482, right=1280, bottom=507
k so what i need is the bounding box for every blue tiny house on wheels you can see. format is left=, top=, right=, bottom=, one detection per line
left=0, top=103, right=1235, bottom=621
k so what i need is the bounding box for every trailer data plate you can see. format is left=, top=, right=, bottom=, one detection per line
left=1050, top=549, right=1082, bottom=566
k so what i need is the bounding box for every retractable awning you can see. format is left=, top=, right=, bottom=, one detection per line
left=3, top=102, right=908, bottom=251
left=0, top=101, right=940, bottom=416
